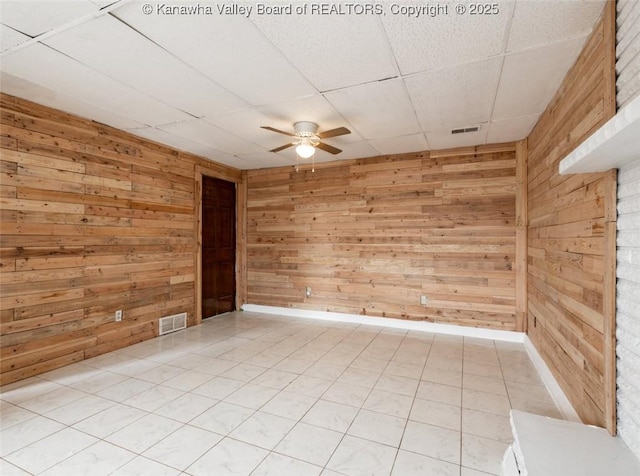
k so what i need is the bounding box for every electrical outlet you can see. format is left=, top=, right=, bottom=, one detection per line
left=305, top=286, right=312, bottom=297
left=115, top=310, right=123, bottom=322
left=420, top=295, right=428, bottom=306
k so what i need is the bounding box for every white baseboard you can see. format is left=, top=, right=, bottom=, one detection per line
left=241, top=304, right=525, bottom=343
left=523, top=335, right=581, bottom=422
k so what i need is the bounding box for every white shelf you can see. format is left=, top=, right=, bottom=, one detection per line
left=504, top=410, right=640, bottom=476
left=559, top=95, right=640, bottom=174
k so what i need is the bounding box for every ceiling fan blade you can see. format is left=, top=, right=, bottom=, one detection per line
left=269, top=143, right=294, bottom=153
left=316, top=141, right=342, bottom=155
left=318, top=127, right=351, bottom=139
left=261, top=126, right=295, bottom=137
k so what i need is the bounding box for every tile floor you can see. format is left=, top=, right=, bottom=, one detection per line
left=0, top=311, right=562, bottom=475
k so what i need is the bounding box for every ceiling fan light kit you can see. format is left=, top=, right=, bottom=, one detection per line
left=261, top=121, right=351, bottom=172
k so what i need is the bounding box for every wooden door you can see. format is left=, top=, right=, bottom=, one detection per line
left=202, top=176, right=236, bottom=318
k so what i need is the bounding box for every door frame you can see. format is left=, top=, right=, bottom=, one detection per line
left=195, top=166, right=246, bottom=325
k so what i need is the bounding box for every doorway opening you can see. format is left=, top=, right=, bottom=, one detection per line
left=201, top=176, right=236, bottom=319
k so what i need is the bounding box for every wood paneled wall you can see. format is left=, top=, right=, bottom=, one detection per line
left=246, top=144, right=519, bottom=330
left=0, top=94, right=241, bottom=386
left=526, top=2, right=617, bottom=433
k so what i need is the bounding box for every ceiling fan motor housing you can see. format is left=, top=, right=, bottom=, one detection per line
left=294, top=121, right=319, bottom=138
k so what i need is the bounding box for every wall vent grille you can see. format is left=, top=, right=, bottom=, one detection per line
left=159, top=312, right=187, bottom=335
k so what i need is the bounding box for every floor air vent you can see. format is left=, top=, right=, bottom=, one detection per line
left=159, top=312, right=187, bottom=335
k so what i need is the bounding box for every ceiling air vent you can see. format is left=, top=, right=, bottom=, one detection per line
left=451, top=126, right=480, bottom=134
left=159, top=312, right=187, bottom=335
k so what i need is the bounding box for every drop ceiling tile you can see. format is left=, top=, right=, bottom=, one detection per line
left=324, top=78, right=420, bottom=140
left=202, top=109, right=294, bottom=151
left=1, top=43, right=191, bottom=126
left=426, top=128, right=488, bottom=151
left=128, top=126, right=245, bottom=169
left=327, top=140, right=380, bottom=161
left=1, top=24, right=31, bottom=52
left=382, top=2, right=514, bottom=75
left=0, top=0, right=98, bottom=36
left=236, top=153, right=296, bottom=170
left=368, top=133, right=428, bottom=155
left=1, top=72, right=147, bottom=130
left=43, top=15, right=247, bottom=117
left=251, top=12, right=397, bottom=91
left=405, top=58, right=502, bottom=132
left=493, top=37, right=587, bottom=120
left=486, top=115, right=540, bottom=144
left=112, top=3, right=316, bottom=106
left=507, top=0, right=606, bottom=53
left=158, top=119, right=264, bottom=155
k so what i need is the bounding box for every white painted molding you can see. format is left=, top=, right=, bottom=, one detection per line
left=242, top=304, right=525, bottom=343
left=523, top=335, right=581, bottom=422
left=559, top=94, right=640, bottom=174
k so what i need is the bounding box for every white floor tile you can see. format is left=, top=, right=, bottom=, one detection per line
left=154, top=392, right=217, bottom=423
left=363, top=389, right=413, bottom=418
left=285, top=375, right=333, bottom=398
left=0, top=415, right=65, bottom=457
left=374, top=374, right=419, bottom=396
left=401, top=420, right=461, bottom=465
left=327, top=435, right=396, bottom=476
left=302, top=399, right=359, bottom=433
left=186, top=437, right=268, bottom=476
left=275, top=421, right=343, bottom=466
left=191, top=376, right=245, bottom=400
left=4, top=427, right=97, bottom=474
left=392, top=449, right=459, bottom=476
left=190, top=401, right=254, bottom=434
left=348, top=409, right=406, bottom=447
left=0, top=458, right=31, bottom=476
left=143, top=424, right=222, bottom=470
left=95, top=377, right=155, bottom=402
left=462, top=408, right=513, bottom=443
left=225, top=383, right=279, bottom=409
left=161, top=370, right=214, bottom=391
left=251, top=369, right=299, bottom=390
left=252, top=452, right=323, bottom=476
left=229, top=411, right=296, bottom=450
left=72, top=403, right=146, bottom=438
left=261, top=390, right=317, bottom=420
left=104, top=413, right=182, bottom=453
left=416, top=381, right=462, bottom=405
left=461, top=433, right=509, bottom=475
left=410, top=397, right=461, bottom=430
left=0, top=401, right=38, bottom=429
left=40, top=440, right=136, bottom=476
left=123, top=384, right=185, bottom=412
left=44, top=394, right=115, bottom=425
left=19, top=386, right=87, bottom=414
left=422, top=367, right=463, bottom=387
left=115, top=456, right=181, bottom=476
left=463, top=374, right=508, bottom=396
left=462, top=388, right=511, bottom=416
left=322, top=381, right=371, bottom=407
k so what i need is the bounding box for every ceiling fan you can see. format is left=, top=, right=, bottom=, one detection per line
left=261, top=121, right=351, bottom=159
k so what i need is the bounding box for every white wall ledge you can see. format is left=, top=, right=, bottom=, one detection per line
left=559, top=94, right=640, bottom=174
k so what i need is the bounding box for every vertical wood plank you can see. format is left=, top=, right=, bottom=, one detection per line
left=515, top=139, right=528, bottom=332
left=603, top=168, right=618, bottom=434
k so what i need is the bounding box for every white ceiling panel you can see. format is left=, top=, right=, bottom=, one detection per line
left=1, top=43, right=191, bottom=126
left=493, top=36, right=587, bottom=120
left=0, top=24, right=31, bottom=52
left=382, top=1, right=515, bottom=75
left=507, top=0, right=606, bottom=53
left=369, top=133, right=429, bottom=155
left=128, top=126, right=245, bottom=167
left=427, top=127, right=488, bottom=151
left=1, top=72, right=147, bottom=130
left=43, top=15, right=247, bottom=117
left=251, top=10, right=397, bottom=91
left=486, top=114, right=540, bottom=144
left=158, top=119, right=265, bottom=155
left=0, top=0, right=98, bottom=36
left=203, top=108, right=301, bottom=151
left=0, top=0, right=607, bottom=169
left=112, top=3, right=316, bottom=106
left=235, top=152, right=295, bottom=170
left=324, top=78, right=420, bottom=140
left=406, top=58, right=502, bottom=132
